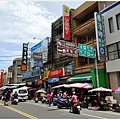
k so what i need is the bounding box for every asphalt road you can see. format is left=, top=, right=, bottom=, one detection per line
left=0, top=100, right=120, bottom=119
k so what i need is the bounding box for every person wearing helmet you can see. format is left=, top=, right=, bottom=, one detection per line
left=69, top=91, right=78, bottom=112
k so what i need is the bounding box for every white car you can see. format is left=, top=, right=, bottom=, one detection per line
left=11, top=87, right=28, bottom=101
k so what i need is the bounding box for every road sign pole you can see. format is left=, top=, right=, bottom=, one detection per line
left=94, top=49, right=99, bottom=88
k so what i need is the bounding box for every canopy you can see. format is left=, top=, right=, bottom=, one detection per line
left=69, top=83, right=93, bottom=89
left=66, top=73, right=91, bottom=83
left=112, top=87, right=120, bottom=93
left=88, top=87, right=112, bottom=92
left=52, top=84, right=70, bottom=89
left=35, top=89, right=46, bottom=93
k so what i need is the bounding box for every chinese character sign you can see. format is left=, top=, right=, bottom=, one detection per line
left=63, top=5, right=70, bottom=40
left=22, top=43, right=28, bottom=65
left=78, top=44, right=94, bottom=58
left=94, top=12, right=106, bottom=61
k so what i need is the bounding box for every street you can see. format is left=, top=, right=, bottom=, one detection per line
left=0, top=100, right=120, bottom=119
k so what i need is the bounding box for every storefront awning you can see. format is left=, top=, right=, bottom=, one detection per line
left=66, top=73, right=91, bottom=83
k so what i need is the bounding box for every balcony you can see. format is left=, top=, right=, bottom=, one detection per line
left=73, top=18, right=95, bottom=36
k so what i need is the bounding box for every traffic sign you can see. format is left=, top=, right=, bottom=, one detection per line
left=78, top=44, right=95, bottom=59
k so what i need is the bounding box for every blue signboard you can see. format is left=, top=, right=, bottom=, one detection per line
left=48, top=77, right=59, bottom=83
left=31, top=37, right=50, bottom=67
left=22, top=68, right=40, bottom=79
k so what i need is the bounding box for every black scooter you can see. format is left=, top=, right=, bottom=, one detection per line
left=70, top=102, right=81, bottom=114
left=57, top=96, right=70, bottom=109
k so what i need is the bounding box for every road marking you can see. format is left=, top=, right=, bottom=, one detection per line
left=0, top=103, right=37, bottom=119
left=81, top=113, right=107, bottom=119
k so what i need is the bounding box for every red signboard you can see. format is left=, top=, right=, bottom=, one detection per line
left=0, top=72, right=3, bottom=86
left=63, top=16, right=70, bottom=40
left=48, top=68, right=64, bottom=78
left=57, top=40, right=78, bottom=57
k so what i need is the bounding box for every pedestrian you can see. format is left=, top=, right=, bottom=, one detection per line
left=47, top=92, right=52, bottom=106
left=4, top=90, right=11, bottom=106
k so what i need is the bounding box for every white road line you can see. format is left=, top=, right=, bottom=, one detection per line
left=81, top=113, right=107, bottom=119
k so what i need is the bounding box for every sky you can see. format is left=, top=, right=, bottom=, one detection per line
left=0, top=0, right=85, bottom=69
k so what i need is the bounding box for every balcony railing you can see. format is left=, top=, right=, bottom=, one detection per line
left=73, top=18, right=95, bottom=35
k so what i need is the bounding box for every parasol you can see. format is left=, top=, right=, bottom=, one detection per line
left=88, top=87, right=112, bottom=92
left=112, top=87, right=120, bottom=93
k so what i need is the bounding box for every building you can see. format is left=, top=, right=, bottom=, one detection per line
left=69, top=1, right=115, bottom=87
left=47, top=8, right=75, bottom=88
left=12, top=57, right=30, bottom=84
left=7, top=66, right=13, bottom=84
left=101, top=1, right=120, bottom=102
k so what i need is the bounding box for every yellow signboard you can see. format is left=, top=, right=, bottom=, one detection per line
left=63, top=5, right=69, bottom=16
left=43, top=71, right=50, bottom=79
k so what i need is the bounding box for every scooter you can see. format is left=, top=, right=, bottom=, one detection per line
left=70, top=102, right=81, bottom=114
left=57, top=96, right=70, bottom=109
left=11, top=98, right=19, bottom=105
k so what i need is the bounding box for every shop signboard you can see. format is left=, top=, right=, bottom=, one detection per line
left=48, top=68, right=65, bottom=78
left=78, top=43, right=94, bottom=58
left=22, top=43, right=28, bottom=65
left=57, top=40, right=78, bottom=57
left=63, top=5, right=70, bottom=40
left=22, top=68, right=40, bottom=79
left=94, top=12, right=106, bottom=61
left=48, top=77, right=59, bottom=83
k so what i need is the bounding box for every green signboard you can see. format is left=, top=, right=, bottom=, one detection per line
left=78, top=43, right=94, bottom=58
left=94, top=12, right=106, bottom=61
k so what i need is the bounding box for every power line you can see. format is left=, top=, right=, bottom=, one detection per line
left=0, top=55, right=21, bottom=57
left=0, top=60, right=13, bottom=61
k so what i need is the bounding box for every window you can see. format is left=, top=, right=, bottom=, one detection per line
left=88, top=32, right=96, bottom=41
left=107, top=42, right=120, bottom=60
left=116, top=13, right=120, bottom=30
left=108, top=17, right=114, bottom=33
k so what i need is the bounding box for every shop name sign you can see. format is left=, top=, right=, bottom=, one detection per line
left=57, top=40, right=78, bottom=57
left=22, top=43, right=28, bottom=65
left=94, top=12, right=106, bottom=61
left=78, top=43, right=94, bottom=58
left=48, top=68, right=65, bottom=78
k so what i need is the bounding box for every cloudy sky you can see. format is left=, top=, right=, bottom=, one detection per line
left=0, top=0, right=85, bottom=69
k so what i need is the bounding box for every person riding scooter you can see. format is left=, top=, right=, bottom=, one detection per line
left=69, top=91, right=78, bottom=113
left=11, top=91, right=18, bottom=104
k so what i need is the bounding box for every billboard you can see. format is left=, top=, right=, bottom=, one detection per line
left=94, top=12, right=106, bottom=61
left=57, top=40, right=78, bottom=57
left=63, top=5, right=70, bottom=40
left=31, top=37, right=50, bottom=67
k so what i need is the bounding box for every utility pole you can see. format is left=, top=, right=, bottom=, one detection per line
left=94, top=49, right=99, bottom=88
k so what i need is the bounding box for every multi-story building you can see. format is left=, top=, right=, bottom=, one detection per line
left=70, top=1, right=115, bottom=87
left=7, top=66, right=13, bottom=84
left=47, top=9, right=75, bottom=87
left=101, top=1, right=120, bottom=102
left=12, top=57, right=30, bottom=84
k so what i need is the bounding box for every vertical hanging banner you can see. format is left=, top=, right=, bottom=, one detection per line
left=0, top=72, right=3, bottom=86
left=94, top=12, right=106, bottom=61
left=22, top=43, right=28, bottom=65
left=63, top=5, right=70, bottom=40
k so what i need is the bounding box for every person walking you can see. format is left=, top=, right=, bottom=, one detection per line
left=47, top=92, right=52, bottom=106
left=4, top=91, right=11, bottom=106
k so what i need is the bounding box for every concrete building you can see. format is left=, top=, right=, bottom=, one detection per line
left=101, top=1, right=120, bottom=102
left=70, top=1, right=115, bottom=87
left=12, top=57, right=30, bottom=84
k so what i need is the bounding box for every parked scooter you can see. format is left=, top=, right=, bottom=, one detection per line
left=57, top=96, right=70, bottom=109
left=41, top=97, right=48, bottom=104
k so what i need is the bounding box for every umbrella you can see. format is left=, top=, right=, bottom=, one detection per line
left=35, top=89, right=46, bottom=93
left=0, top=86, right=8, bottom=90
left=112, top=87, right=120, bottom=93
left=88, top=87, right=112, bottom=92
